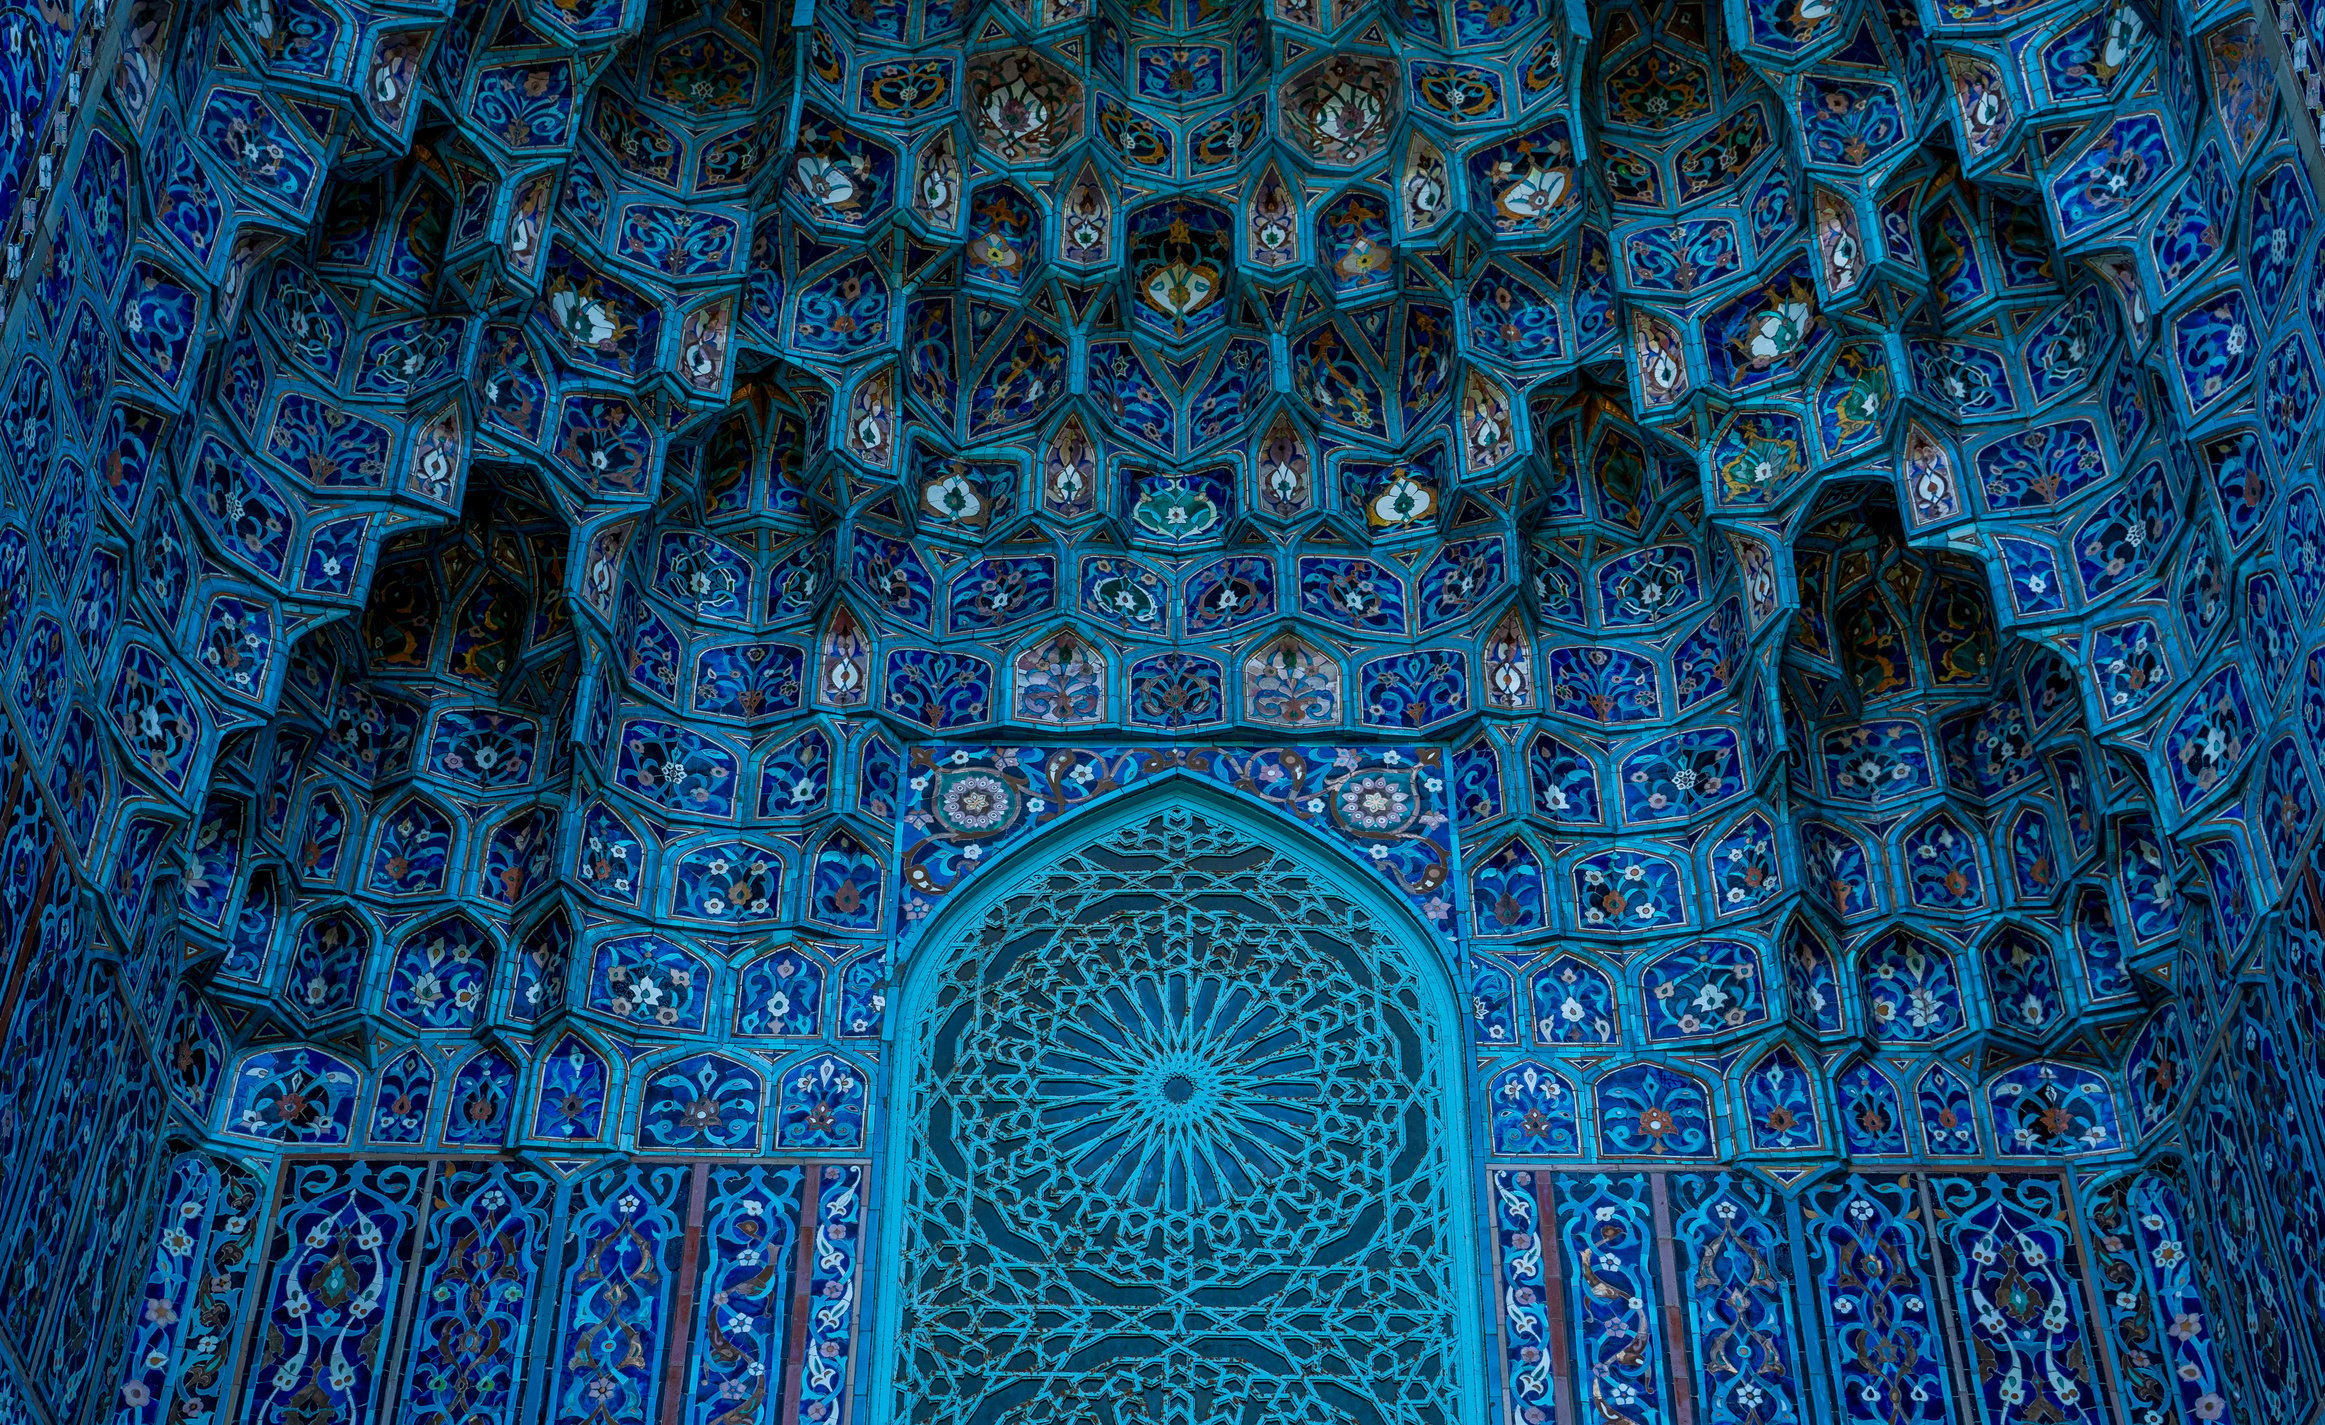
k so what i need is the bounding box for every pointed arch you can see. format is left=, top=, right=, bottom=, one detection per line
left=870, top=778, right=1487, bottom=1423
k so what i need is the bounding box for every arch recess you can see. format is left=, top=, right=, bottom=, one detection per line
left=868, top=777, right=1490, bottom=1425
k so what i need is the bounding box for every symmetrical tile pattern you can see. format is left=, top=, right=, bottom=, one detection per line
left=0, top=0, right=2315, bottom=1413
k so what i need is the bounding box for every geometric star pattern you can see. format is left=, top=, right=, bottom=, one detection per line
left=0, top=0, right=2316, bottom=1411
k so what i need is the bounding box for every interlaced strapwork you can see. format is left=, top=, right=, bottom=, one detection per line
left=893, top=805, right=1466, bottom=1425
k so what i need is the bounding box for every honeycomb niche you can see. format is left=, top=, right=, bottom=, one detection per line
left=0, top=0, right=2319, bottom=1416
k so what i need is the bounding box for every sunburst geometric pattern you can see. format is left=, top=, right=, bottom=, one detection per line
left=891, top=806, right=1473, bottom=1423
left=0, top=0, right=2317, bottom=1411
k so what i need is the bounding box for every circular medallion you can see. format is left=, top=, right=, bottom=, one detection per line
left=930, top=767, right=1021, bottom=837
left=1332, top=768, right=1423, bottom=836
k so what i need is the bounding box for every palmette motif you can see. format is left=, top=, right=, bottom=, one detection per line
left=0, top=0, right=2312, bottom=1413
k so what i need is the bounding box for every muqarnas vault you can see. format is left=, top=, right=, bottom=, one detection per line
left=0, top=0, right=2320, bottom=1415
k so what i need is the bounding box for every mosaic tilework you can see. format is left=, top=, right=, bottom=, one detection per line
left=0, top=0, right=2316, bottom=1413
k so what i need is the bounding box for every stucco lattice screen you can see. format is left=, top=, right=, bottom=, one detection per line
left=885, top=804, right=1477, bottom=1425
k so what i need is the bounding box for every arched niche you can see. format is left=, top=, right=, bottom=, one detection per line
left=867, top=779, right=1489, bottom=1425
